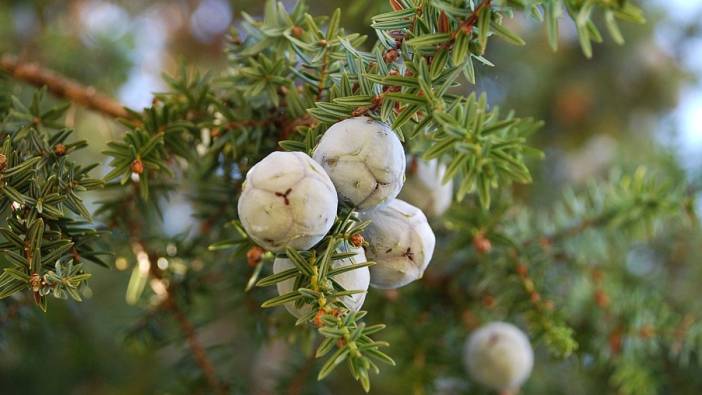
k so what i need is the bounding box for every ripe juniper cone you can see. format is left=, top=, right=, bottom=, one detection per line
left=464, top=322, right=534, bottom=392
left=238, top=151, right=337, bottom=252
left=273, top=242, right=370, bottom=318
left=359, top=199, right=435, bottom=289
left=399, top=158, right=454, bottom=217
left=313, top=116, right=405, bottom=210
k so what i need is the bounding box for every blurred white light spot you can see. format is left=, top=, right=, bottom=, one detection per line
left=79, top=1, right=131, bottom=45
left=119, top=71, right=165, bottom=110
left=157, top=257, right=169, bottom=270
left=201, top=128, right=211, bottom=146
left=674, top=90, right=702, bottom=171
left=161, top=193, right=196, bottom=237
left=149, top=278, right=168, bottom=299
left=190, top=0, right=232, bottom=43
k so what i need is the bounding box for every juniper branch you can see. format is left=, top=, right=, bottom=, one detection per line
left=164, top=296, right=227, bottom=395
left=0, top=54, right=131, bottom=120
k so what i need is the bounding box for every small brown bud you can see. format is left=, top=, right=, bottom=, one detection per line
left=352, top=107, right=368, bottom=117
left=383, top=84, right=400, bottom=93
left=131, top=159, right=144, bottom=174
left=350, top=234, right=364, bottom=248
left=0, top=153, right=6, bottom=170
left=460, top=23, right=473, bottom=34
left=319, top=39, right=328, bottom=47
left=291, top=25, right=304, bottom=38
left=472, top=232, right=492, bottom=254
left=29, top=273, right=42, bottom=292
left=53, top=143, right=66, bottom=156
left=594, top=289, right=609, bottom=308
left=313, top=309, right=325, bottom=328
left=530, top=291, right=541, bottom=304
left=482, top=294, right=495, bottom=308
left=210, top=128, right=221, bottom=138
left=383, top=48, right=399, bottom=63
left=515, top=263, right=528, bottom=278
left=246, top=246, right=265, bottom=267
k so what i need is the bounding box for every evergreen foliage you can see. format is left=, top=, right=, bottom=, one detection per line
left=1, top=1, right=700, bottom=394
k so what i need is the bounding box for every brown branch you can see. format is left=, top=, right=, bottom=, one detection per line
left=145, top=254, right=227, bottom=395
left=120, top=189, right=225, bottom=395
left=140, top=247, right=226, bottom=395
left=436, top=0, right=493, bottom=53
left=278, top=114, right=317, bottom=141
left=523, top=212, right=611, bottom=248
left=286, top=352, right=316, bottom=395
left=0, top=53, right=131, bottom=119
left=458, top=0, right=492, bottom=34
left=165, top=296, right=227, bottom=395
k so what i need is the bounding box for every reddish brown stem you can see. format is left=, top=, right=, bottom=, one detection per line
left=0, top=54, right=130, bottom=119
left=165, top=297, right=227, bottom=395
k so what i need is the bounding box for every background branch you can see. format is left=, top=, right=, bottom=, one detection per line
left=0, top=53, right=130, bottom=119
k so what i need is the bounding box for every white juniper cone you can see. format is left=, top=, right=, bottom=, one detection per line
left=464, top=322, right=534, bottom=392
left=237, top=151, right=337, bottom=252
left=359, top=199, right=435, bottom=289
left=313, top=116, right=406, bottom=210
left=273, top=242, right=370, bottom=318
left=399, top=158, right=453, bottom=217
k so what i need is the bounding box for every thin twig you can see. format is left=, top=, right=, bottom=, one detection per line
left=0, top=53, right=131, bottom=119
left=286, top=344, right=318, bottom=395
left=165, top=296, right=227, bottom=395
left=146, top=255, right=227, bottom=395
left=119, top=183, right=225, bottom=395
left=459, top=0, right=492, bottom=34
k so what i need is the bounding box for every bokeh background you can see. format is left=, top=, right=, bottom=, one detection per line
left=0, top=0, right=701, bottom=394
